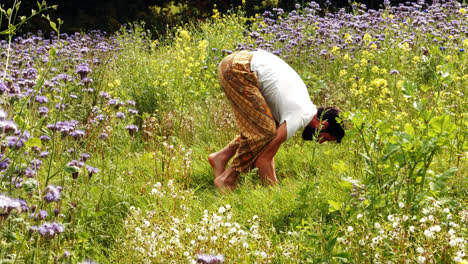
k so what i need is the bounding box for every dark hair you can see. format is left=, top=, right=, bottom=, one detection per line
left=302, top=106, right=345, bottom=143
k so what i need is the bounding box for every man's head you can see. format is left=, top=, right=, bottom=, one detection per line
left=302, top=106, right=345, bottom=143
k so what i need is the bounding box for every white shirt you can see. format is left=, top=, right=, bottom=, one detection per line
left=250, top=49, right=317, bottom=139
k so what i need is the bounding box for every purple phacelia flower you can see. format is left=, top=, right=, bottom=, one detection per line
left=76, top=63, right=91, bottom=79
left=36, top=222, right=65, bottom=237
left=40, top=135, right=51, bottom=142
left=390, top=69, right=400, bottom=75
left=30, top=159, right=43, bottom=170
left=197, top=254, right=225, bottom=264
left=125, top=124, right=138, bottom=136
left=70, top=130, right=86, bottom=139
left=39, top=151, right=50, bottom=158
left=100, top=133, right=108, bottom=139
left=0, top=109, right=7, bottom=121
left=68, top=160, right=84, bottom=168
left=43, top=185, right=62, bottom=203
left=30, top=209, right=48, bottom=220
left=80, top=153, right=90, bottom=162
left=0, top=120, right=18, bottom=135
left=116, top=112, right=125, bottom=119
left=0, top=158, right=11, bottom=170
left=0, top=194, right=26, bottom=216
left=99, top=92, right=110, bottom=98
left=25, top=167, right=36, bottom=177
left=35, top=95, right=49, bottom=104
left=128, top=109, right=138, bottom=115
left=38, top=106, right=49, bottom=117
left=126, top=100, right=136, bottom=106
left=86, top=166, right=99, bottom=178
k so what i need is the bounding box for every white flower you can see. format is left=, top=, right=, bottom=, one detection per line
left=210, top=236, right=218, bottom=242
left=416, top=247, right=424, bottom=254
left=184, top=251, right=189, bottom=256
left=430, top=225, right=441, bottom=232
left=375, top=223, right=381, bottom=229
left=428, top=215, right=434, bottom=222
left=260, top=252, right=267, bottom=258
left=185, top=227, right=192, bottom=233
left=243, top=242, right=249, bottom=248
left=225, top=204, right=231, bottom=210
left=399, top=202, right=405, bottom=208
left=454, top=256, right=462, bottom=263
left=424, top=229, right=434, bottom=238
left=253, top=215, right=258, bottom=220
left=190, top=240, right=196, bottom=245
left=218, top=206, right=226, bottom=214
left=155, top=182, right=162, bottom=188
left=402, top=215, right=409, bottom=222
left=409, top=226, right=415, bottom=233
left=357, top=214, right=363, bottom=219
left=420, top=217, right=427, bottom=223
left=347, top=226, right=354, bottom=232
left=417, top=256, right=426, bottom=264
left=444, top=208, right=450, bottom=213
left=388, top=215, right=395, bottom=222
left=450, top=240, right=458, bottom=247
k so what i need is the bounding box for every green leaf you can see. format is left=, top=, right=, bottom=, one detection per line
left=328, top=200, right=341, bottom=212
left=13, top=115, right=26, bottom=129
left=49, top=21, right=57, bottom=32
left=64, top=166, right=81, bottom=174
left=25, top=137, right=41, bottom=148
left=429, top=115, right=456, bottom=137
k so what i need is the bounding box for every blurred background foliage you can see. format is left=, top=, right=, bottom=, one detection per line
left=1, top=0, right=458, bottom=37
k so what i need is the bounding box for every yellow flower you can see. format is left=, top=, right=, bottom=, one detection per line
left=363, top=33, right=371, bottom=42
left=412, top=56, right=420, bottom=64
left=339, top=70, right=347, bottom=77
left=179, top=30, right=191, bottom=41
left=114, top=79, right=121, bottom=86
left=344, top=33, right=352, bottom=43
left=370, top=78, right=388, bottom=89
left=108, top=83, right=114, bottom=88
left=463, top=39, right=468, bottom=48
left=460, top=8, right=466, bottom=15
left=371, top=66, right=380, bottom=73
left=331, top=46, right=340, bottom=54
left=389, top=14, right=394, bottom=19
left=369, top=43, right=377, bottom=50
left=343, top=54, right=350, bottom=60
left=197, top=40, right=208, bottom=50
left=360, top=58, right=368, bottom=67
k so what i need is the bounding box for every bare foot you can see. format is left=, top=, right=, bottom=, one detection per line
left=214, top=168, right=239, bottom=193
left=208, top=152, right=227, bottom=178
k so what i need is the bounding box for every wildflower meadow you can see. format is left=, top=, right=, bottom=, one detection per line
left=0, top=0, right=467, bottom=263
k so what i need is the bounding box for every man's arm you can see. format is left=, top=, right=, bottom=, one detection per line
left=255, top=122, right=287, bottom=185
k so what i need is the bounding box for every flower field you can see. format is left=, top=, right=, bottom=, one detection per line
left=0, top=1, right=467, bottom=263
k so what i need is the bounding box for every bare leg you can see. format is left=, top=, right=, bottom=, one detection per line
left=208, top=143, right=237, bottom=178
left=214, top=167, right=240, bottom=193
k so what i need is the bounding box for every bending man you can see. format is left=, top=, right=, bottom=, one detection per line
left=208, top=49, right=345, bottom=192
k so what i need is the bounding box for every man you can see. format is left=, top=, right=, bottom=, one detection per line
left=208, top=49, right=345, bottom=192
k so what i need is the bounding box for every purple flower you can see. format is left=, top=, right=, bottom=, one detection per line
left=0, top=194, right=26, bottom=216
left=128, top=109, right=138, bottom=115
left=35, top=95, right=49, bottom=104
left=68, top=160, right=85, bottom=168
left=38, top=106, right=49, bottom=117
left=100, top=133, right=108, bottom=139
left=0, top=120, right=18, bottom=135
left=80, top=153, right=90, bottom=162
left=86, top=166, right=99, bottom=178
left=197, top=254, right=225, bottom=264
left=126, top=100, right=136, bottom=106
left=70, top=130, right=86, bottom=139
left=0, top=158, right=11, bottom=170
left=125, top=124, right=138, bottom=136
left=36, top=222, right=65, bottom=238
left=30, top=159, right=43, bottom=170
left=25, top=167, right=37, bottom=177
left=99, top=92, right=110, bottom=98
left=116, top=112, right=125, bottom=119
left=43, top=185, right=62, bottom=203
left=30, top=209, right=48, bottom=220
left=40, top=135, right=51, bottom=142
left=390, top=69, right=400, bottom=75
left=76, top=63, right=91, bottom=79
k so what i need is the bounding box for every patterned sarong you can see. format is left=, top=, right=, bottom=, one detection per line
left=217, top=51, right=277, bottom=172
